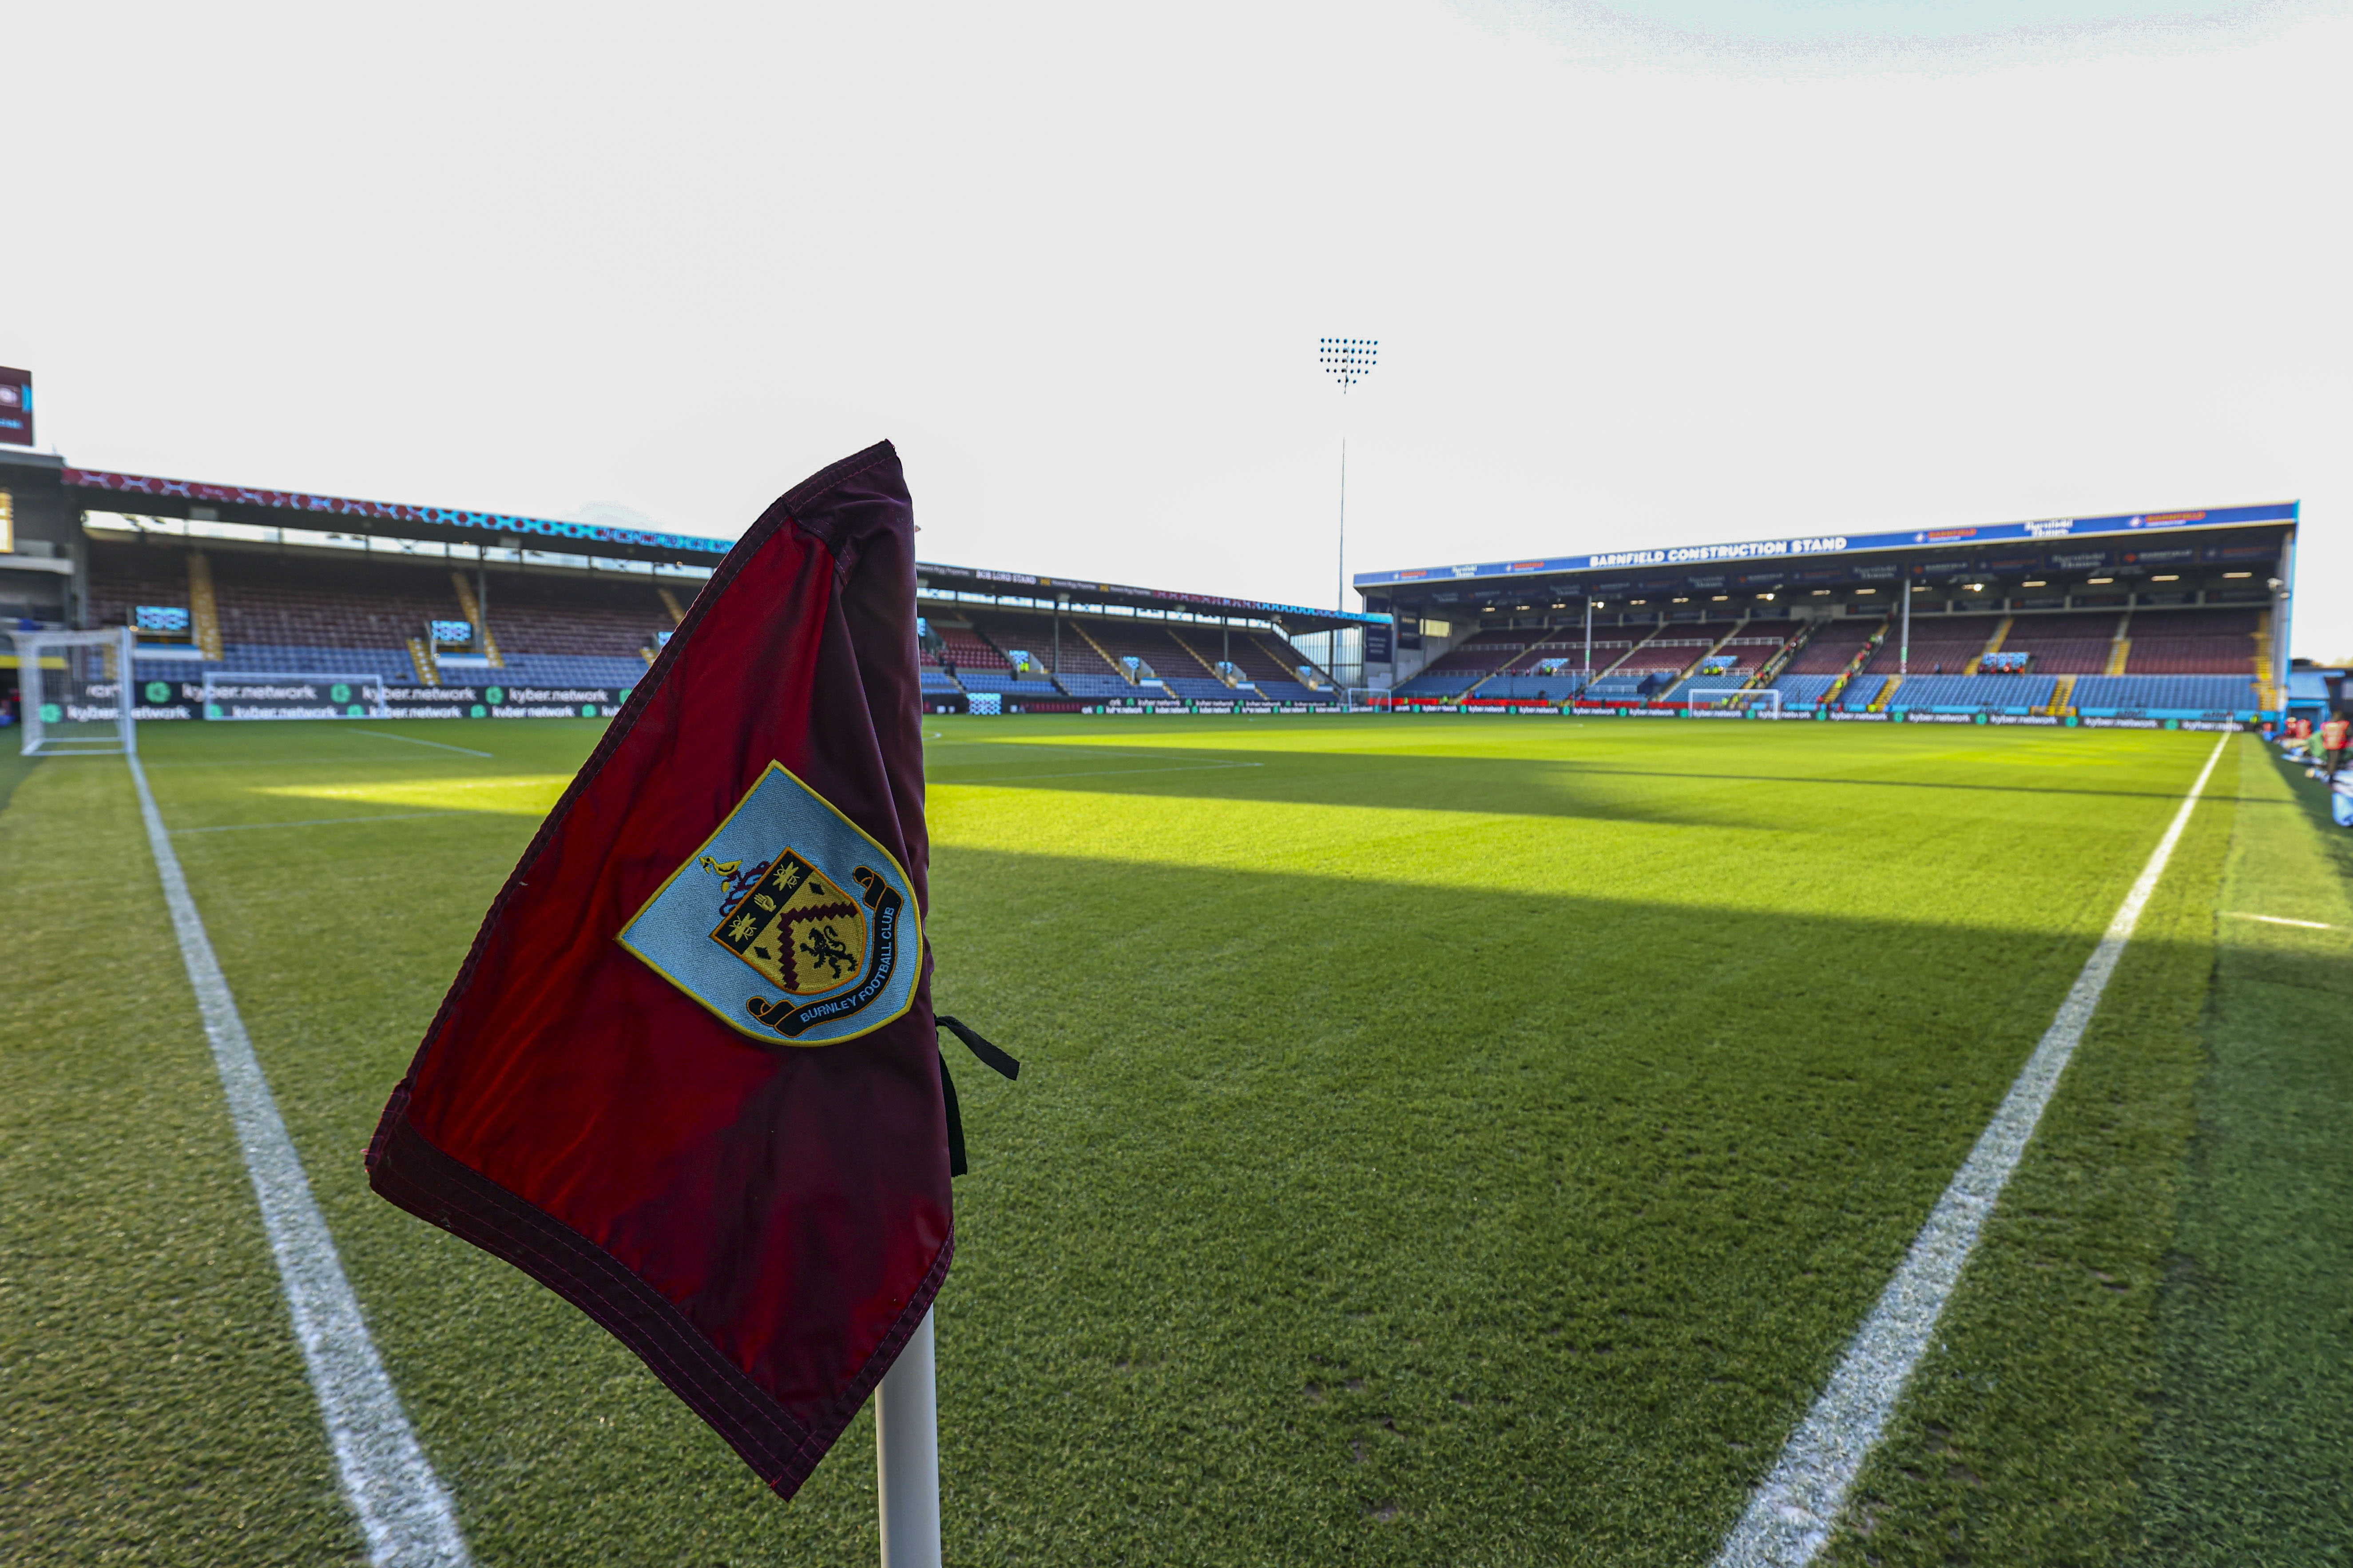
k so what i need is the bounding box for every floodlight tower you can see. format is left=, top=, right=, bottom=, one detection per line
left=1319, top=337, right=1377, bottom=615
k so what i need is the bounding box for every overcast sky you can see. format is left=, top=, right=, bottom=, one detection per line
left=11, top=0, right=2348, bottom=655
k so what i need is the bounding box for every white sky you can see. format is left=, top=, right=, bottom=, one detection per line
left=11, top=0, right=2349, bottom=656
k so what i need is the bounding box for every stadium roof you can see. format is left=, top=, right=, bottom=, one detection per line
left=1355, top=500, right=2299, bottom=601
left=42, top=458, right=1384, bottom=633
left=62, top=465, right=731, bottom=565
left=915, top=559, right=1383, bottom=634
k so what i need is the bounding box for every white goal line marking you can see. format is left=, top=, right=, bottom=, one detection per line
left=1714, top=730, right=2230, bottom=1568
left=127, top=754, right=472, bottom=1568
left=349, top=729, right=496, bottom=758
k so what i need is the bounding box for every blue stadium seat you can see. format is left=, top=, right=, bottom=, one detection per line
left=1159, top=676, right=1240, bottom=701
left=1838, top=674, right=1888, bottom=711
left=2069, top=675, right=2260, bottom=714
left=1883, top=674, right=2057, bottom=713
left=1052, top=672, right=1141, bottom=698
left=1767, top=674, right=1837, bottom=706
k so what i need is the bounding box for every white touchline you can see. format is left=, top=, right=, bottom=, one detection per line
left=2223, top=912, right=2338, bottom=931
left=350, top=728, right=496, bottom=758
left=1714, top=731, right=2230, bottom=1568
left=128, top=754, right=473, bottom=1568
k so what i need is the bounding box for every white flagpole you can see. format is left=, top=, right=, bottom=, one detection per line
left=876, top=1307, right=941, bottom=1568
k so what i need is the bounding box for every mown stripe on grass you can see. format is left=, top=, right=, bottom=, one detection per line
left=128, top=753, right=472, bottom=1568
left=1716, top=733, right=2228, bottom=1567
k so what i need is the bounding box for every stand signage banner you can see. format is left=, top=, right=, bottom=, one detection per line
left=121, top=679, right=632, bottom=721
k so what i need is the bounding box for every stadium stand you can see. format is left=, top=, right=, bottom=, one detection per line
left=1857, top=614, right=2001, bottom=678
left=2070, top=674, right=2261, bottom=714
left=929, top=619, right=1011, bottom=674
left=1782, top=618, right=1881, bottom=674
left=1882, top=673, right=2059, bottom=713
left=1838, top=673, right=1889, bottom=711
left=1997, top=611, right=2121, bottom=675
left=87, top=540, right=676, bottom=691
left=1766, top=673, right=1838, bottom=706
left=1665, top=620, right=1798, bottom=701
left=1395, top=628, right=1531, bottom=697
left=2123, top=607, right=2260, bottom=674
left=1077, top=622, right=1200, bottom=700
left=1218, top=630, right=1337, bottom=704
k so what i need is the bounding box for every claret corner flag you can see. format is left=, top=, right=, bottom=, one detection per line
left=366, top=441, right=968, bottom=1497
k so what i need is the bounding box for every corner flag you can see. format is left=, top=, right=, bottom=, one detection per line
left=367, top=441, right=952, bottom=1497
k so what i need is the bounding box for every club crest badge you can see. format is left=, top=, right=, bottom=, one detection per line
left=619, top=762, right=920, bottom=1045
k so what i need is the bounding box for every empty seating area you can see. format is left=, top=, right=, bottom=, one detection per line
left=1783, top=619, right=1881, bottom=675
left=2071, top=675, right=2261, bottom=713
left=1884, top=673, right=2059, bottom=713
left=929, top=620, right=1011, bottom=673
left=1663, top=621, right=1797, bottom=700
left=86, top=540, right=679, bottom=690
left=2125, top=608, right=2258, bottom=674
left=1396, top=630, right=1529, bottom=696
left=908, top=609, right=1337, bottom=703
left=1766, top=673, right=1838, bottom=706
left=1222, top=631, right=1337, bottom=703
left=1859, top=614, right=1999, bottom=677
left=1839, top=674, right=1889, bottom=711
left=1999, top=611, right=2120, bottom=674
left=968, top=611, right=1118, bottom=681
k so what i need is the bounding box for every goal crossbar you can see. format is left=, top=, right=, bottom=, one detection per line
left=1687, top=685, right=1782, bottom=716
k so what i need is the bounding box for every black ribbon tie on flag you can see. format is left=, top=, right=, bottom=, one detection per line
left=936, top=1015, right=1020, bottom=1179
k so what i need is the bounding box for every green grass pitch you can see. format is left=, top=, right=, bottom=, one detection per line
left=3, top=715, right=2346, bottom=1564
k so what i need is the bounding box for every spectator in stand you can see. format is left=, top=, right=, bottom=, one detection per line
left=2321, top=711, right=2351, bottom=781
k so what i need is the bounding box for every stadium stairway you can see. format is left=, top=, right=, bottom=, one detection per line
left=187, top=552, right=224, bottom=659
left=1972, top=616, right=2014, bottom=671
left=450, top=572, right=506, bottom=667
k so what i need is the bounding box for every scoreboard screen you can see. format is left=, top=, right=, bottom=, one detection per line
left=0, top=368, right=29, bottom=447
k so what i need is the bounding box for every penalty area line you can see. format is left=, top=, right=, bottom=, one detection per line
left=349, top=728, right=496, bottom=758
left=1714, top=730, right=2230, bottom=1568
left=127, top=754, right=472, bottom=1568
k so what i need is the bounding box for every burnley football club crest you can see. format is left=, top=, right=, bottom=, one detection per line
left=619, top=763, right=920, bottom=1044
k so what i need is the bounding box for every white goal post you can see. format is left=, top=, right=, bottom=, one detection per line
left=199, top=670, right=392, bottom=721
left=1343, top=687, right=1396, bottom=711
left=11, top=626, right=139, bottom=757
left=1687, top=686, right=1782, bottom=717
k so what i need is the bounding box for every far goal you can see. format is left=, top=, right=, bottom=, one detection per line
left=1687, top=686, right=1781, bottom=718
left=10, top=626, right=139, bottom=757
left=1343, top=687, right=1396, bottom=712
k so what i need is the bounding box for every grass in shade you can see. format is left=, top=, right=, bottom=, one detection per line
left=2135, top=749, right=2353, bottom=1561
left=0, top=715, right=2309, bottom=1564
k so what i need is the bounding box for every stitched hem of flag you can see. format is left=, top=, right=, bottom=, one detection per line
left=369, top=1112, right=955, bottom=1499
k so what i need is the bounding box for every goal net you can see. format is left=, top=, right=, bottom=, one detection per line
left=199, top=670, right=391, bottom=721
left=11, top=627, right=139, bottom=757
left=1687, top=686, right=1782, bottom=717
left=1343, top=687, right=1396, bottom=712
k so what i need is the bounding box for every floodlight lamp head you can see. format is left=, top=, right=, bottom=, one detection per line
left=1319, top=336, right=1379, bottom=390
